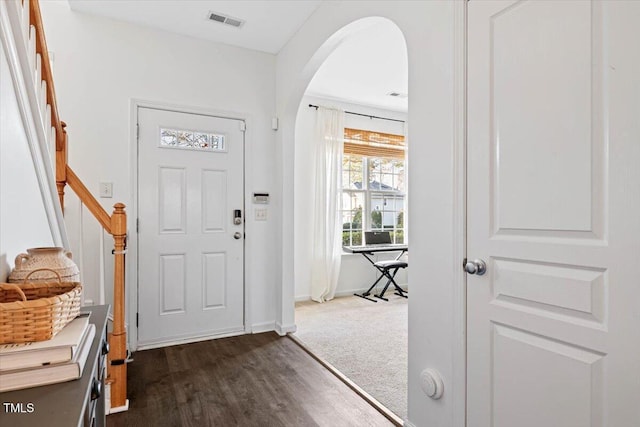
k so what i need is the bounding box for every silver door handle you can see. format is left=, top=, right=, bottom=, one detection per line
left=233, top=232, right=242, bottom=240
left=464, top=259, right=487, bottom=275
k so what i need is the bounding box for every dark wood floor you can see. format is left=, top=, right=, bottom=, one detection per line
left=107, top=332, right=394, bottom=427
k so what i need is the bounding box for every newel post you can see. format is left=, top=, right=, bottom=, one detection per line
left=55, top=122, right=68, bottom=212
left=108, top=203, right=128, bottom=409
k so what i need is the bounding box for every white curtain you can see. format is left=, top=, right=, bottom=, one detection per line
left=310, top=107, right=345, bottom=302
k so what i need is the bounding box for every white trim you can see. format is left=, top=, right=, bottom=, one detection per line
left=275, top=322, right=296, bottom=336
left=251, top=321, right=276, bottom=334
left=452, top=2, right=468, bottom=426
left=295, top=295, right=311, bottom=303
left=137, top=328, right=245, bottom=351
left=107, top=400, right=129, bottom=415
left=129, top=99, right=253, bottom=351
left=403, top=422, right=417, bottom=427
left=288, top=334, right=404, bottom=426
left=1, top=0, right=68, bottom=249
left=295, top=284, right=409, bottom=302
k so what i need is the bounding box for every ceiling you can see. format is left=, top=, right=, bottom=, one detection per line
left=305, top=18, right=408, bottom=112
left=67, top=1, right=408, bottom=111
left=68, top=0, right=322, bottom=54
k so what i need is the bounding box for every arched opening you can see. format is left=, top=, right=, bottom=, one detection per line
left=290, top=16, right=409, bottom=420
left=275, top=5, right=466, bottom=426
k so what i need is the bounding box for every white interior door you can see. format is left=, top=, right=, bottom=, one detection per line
left=467, top=1, right=640, bottom=426
left=137, top=107, right=245, bottom=348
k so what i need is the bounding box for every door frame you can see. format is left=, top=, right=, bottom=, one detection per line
left=128, top=99, right=252, bottom=351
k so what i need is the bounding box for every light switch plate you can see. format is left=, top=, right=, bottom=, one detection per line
left=255, top=208, right=267, bottom=221
left=99, top=182, right=113, bottom=198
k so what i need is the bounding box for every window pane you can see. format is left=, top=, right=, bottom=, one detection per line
left=380, top=173, right=394, bottom=190
left=370, top=193, right=404, bottom=239
left=368, top=157, right=405, bottom=191
left=341, top=191, right=364, bottom=246
left=343, top=155, right=363, bottom=190
left=381, top=158, right=394, bottom=174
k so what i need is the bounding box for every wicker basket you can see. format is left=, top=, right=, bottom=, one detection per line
left=0, top=268, right=82, bottom=344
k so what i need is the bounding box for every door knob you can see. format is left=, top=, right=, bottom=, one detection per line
left=464, top=259, right=487, bottom=275
left=233, top=232, right=242, bottom=240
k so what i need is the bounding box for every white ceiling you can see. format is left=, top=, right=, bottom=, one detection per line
left=305, top=18, right=408, bottom=112
left=67, top=0, right=322, bottom=54
left=66, top=1, right=408, bottom=111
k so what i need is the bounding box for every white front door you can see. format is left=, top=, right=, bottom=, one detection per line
left=467, top=1, right=640, bottom=426
left=137, top=107, right=245, bottom=348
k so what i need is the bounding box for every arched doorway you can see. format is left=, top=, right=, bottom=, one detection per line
left=291, top=17, right=409, bottom=420
left=274, top=3, right=466, bottom=426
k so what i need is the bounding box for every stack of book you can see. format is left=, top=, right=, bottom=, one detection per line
left=0, top=313, right=95, bottom=392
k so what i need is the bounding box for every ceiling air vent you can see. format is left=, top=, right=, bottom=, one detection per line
left=208, top=11, right=245, bottom=28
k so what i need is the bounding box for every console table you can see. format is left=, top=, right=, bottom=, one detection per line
left=0, top=305, right=110, bottom=427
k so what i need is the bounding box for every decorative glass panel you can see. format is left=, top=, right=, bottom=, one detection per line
left=160, top=128, right=226, bottom=152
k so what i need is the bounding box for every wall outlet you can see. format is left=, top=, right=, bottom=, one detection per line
left=99, top=182, right=113, bottom=198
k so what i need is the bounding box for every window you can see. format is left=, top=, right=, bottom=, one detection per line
left=341, top=128, right=406, bottom=246
left=160, top=128, right=226, bottom=152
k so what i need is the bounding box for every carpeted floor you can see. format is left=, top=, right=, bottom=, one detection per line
left=294, top=295, right=407, bottom=420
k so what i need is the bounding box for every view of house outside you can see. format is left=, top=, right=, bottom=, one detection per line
left=341, top=155, right=405, bottom=246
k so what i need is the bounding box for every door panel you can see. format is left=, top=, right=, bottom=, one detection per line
left=138, top=107, right=245, bottom=347
left=467, top=1, right=640, bottom=426
left=490, top=0, right=594, bottom=232
left=492, top=323, right=602, bottom=427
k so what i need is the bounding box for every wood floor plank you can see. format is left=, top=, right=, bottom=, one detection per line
left=107, top=332, right=393, bottom=427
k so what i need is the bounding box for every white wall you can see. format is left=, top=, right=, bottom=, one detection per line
left=39, top=2, right=278, bottom=333
left=276, top=3, right=464, bottom=426
left=294, top=95, right=408, bottom=301
left=0, top=33, right=55, bottom=281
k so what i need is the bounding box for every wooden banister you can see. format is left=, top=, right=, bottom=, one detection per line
left=65, top=166, right=112, bottom=233
left=108, top=203, right=128, bottom=408
left=56, top=122, right=67, bottom=211
left=29, top=0, right=64, bottom=150
left=27, top=0, right=129, bottom=410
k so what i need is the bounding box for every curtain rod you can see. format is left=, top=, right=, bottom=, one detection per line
left=307, top=104, right=405, bottom=124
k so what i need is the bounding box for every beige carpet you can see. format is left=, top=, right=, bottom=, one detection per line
left=294, top=295, right=407, bottom=420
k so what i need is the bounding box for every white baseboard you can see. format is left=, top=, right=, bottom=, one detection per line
left=105, top=382, right=130, bottom=415
left=251, top=321, right=275, bottom=333
left=295, top=294, right=311, bottom=302
left=275, top=322, right=297, bottom=336
left=108, top=400, right=129, bottom=415
left=136, top=328, right=244, bottom=350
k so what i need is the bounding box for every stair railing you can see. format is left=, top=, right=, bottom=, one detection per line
left=25, top=0, right=128, bottom=410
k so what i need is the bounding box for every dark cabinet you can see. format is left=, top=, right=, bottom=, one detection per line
left=0, top=305, right=110, bottom=427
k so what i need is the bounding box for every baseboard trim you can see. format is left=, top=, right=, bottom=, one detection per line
left=137, top=328, right=245, bottom=350
left=251, top=321, right=275, bottom=333
left=275, top=322, right=296, bottom=336
left=287, top=334, right=403, bottom=427
left=107, top=400, right=130, bottom=415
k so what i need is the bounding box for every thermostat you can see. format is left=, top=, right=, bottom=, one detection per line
left=253, top=193, right=269, bottom=204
